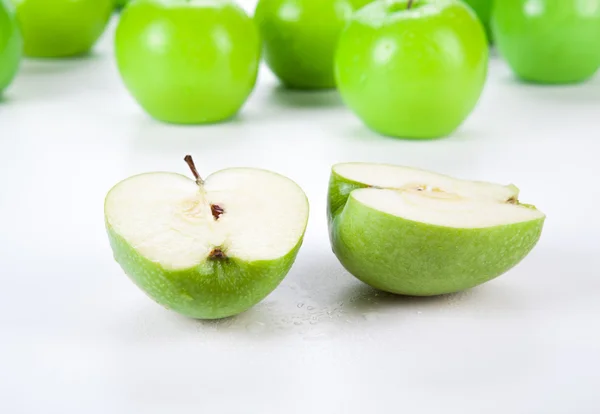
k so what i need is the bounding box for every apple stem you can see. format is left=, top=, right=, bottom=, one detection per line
left=407, top=0, right=415, bottom=9
left=184, top=155, right=204, bottom=186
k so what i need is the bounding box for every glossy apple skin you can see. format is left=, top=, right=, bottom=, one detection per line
left=107, top=224, right=305, bottom=320
left=335, top=0, right=488, bottom=139
left=492, top=0, right=600, bottom=84
left=462, top=0, right=492, bottom=42
left=10, top=0, right=113, bottom=58
left=254, top=0, right=374, bottom=90
left=327, top=169, right=545, bottom=296
left=115, top=0, right=261, bottom=124
left=0, top=0, right=21, bottom=93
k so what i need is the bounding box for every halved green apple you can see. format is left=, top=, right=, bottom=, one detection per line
left=105, top=156, right=309, bottom=319
left=328, top=162, right=545, bottom=296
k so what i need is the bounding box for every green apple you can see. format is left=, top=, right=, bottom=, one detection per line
left=104, top=156, right=309, bottom=320
left=115, top=0, right=261, bottom=124
left=10, top=0, right=113, bottom=58
left=115, top=0, right=128, bottom=8
left=462, top=0, right=492, bottom=42
left=328, top=163, right=545, bottom=296
left=0, top=0, right=21, bottom=93
left=254, top=0, right=374, bottom=90
left=492, top=0, right=600, bottom=84
left=335, top=0, right=489, bottom=139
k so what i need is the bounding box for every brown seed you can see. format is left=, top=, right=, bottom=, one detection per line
left=211, top=204, right=224, bottom=220
left=209, top=248, right=227, bottom=260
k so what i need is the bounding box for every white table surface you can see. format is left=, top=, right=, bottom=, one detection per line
left=2, top=4, right=599, bottom=413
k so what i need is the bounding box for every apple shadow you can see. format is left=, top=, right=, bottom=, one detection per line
left=337, top=283, right=479, bottom=316
left=113, top=242, right=598, bottom=343
left=115, top=247, right=564, bottom=343
left=266, top=84, right=344, bottom=109
left=146, top=110, right=247, bottom=128
left=25, top=49, right=101, bottom=62
left=20, top=51, right=104, bottom=75
left=9, top=51, right=113, bottom=102
left=499, top=71, right=600, bottom=104
left=344, top=123, right=473, bottom=143
left=170, top=252, right=498, bottom=340
left=121, top=249, right=350, bottom=341
left=337, top=243, right=600, bottom=321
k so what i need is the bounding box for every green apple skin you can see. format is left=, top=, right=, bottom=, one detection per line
left=115, top=0, right=261, bottom=124
left=462, top=0, right=492, bottom=42
left=10, top=0, right=113, bottom=58
left=327, top=171, right=545, bottom=296
left=254, top=0, right=374, bottom=90
left=107, top=224, right=306, bottom=320
left=335, top=0, right=488, bottom=139
left=492, top=0, right=600, bottom=84
left=0, top=0, right=21, bottom=93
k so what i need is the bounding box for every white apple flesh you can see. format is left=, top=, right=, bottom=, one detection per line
left=105, top=156, right=309, bottom=319
left=328, top=163, right=545, bottom=296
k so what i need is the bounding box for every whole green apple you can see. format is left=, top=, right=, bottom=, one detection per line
left=462, top=0, right=493, bottom=42
left=492, top=0, right=600, bottom=84
left=115, top=0, right=261, bottom=124
left=105, top=156, right=309, bottom=320
left=328, top=163, right=545, bottom=296
left=254, top=0, right=374, bottom=90
left=10, top=0, right=113, bottom=58
left=335, top=0, right=489, bottom=139
left=0, top=0, right=21, bottom=93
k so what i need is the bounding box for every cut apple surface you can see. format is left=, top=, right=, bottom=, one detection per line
left=328, top=162, right=545, bottom=296
left=106, top=168, right=308, bottom=270
left=105, top=157, right=309, bottom=319
left=332, top=163, right=544, bottom=229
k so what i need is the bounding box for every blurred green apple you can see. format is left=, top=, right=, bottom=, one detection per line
left=335, top=0, right=488, bottom=139
left=492, top=0, right=600, bottom=84
left=10, top=0, right=113, bottom=58
left=0, top=0, right=21, bottom=93
left=115, top=0, right=261, bottom=124
left=105, top=156, right=309, bottom=320
left=462, top=0, right=493, bottom=42
left=328, top=162, right=545, bottom=296
left=254, top=0, right=374, bottom=90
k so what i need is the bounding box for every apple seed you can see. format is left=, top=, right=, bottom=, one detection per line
left=211, top=204, right=225, bottom=220
left=209, top=248, right=227, bottom=260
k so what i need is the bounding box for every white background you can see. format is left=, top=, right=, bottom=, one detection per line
left=1, top=2, right=599, bottom=413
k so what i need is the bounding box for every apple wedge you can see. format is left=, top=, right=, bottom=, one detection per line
left=328, top=163, right=545, bottom=296
left=105, top=156, right=309, bottom=319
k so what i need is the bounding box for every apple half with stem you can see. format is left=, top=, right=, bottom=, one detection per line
left=104, top=156, right=309, bottom=319
left=328, top=163, right=545, bottom=296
